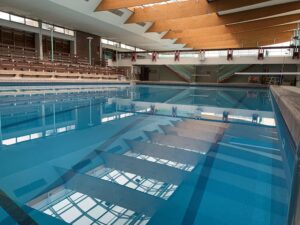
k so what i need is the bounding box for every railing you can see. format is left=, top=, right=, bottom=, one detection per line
left=44, top=51, right=108, bottom=67
left=0, top=43, right=37, bottom=59
left=117, top=46, right=297, bottom=60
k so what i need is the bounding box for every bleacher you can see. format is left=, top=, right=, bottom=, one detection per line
left=0, top=44, right=126, bottom=81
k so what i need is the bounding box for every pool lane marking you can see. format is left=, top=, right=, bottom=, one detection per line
left=228, top=141, right=280, bottom=151
left=32, top=115, right=147, bottom=200
left=0, top=189, right=38, bottom=225
left=180, top=143, right=219, bottom=225
left=219, top=142, right=282, bottom=161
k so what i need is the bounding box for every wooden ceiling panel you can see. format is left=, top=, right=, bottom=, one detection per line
left=163, top=14, right=300, bottom=39
left=95, top=0, right=166, bottom=11
left=146, top=1, right=300, bottom=32
left=175, top=24, right=297, bottom=44
left=126, top=0, right=269, bottom=23
left=96, top=0, right=300, bottom=50
left=187, top=35, right=292, bottom=49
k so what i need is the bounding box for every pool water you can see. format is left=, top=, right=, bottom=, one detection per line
left=0, top=85, right=295, bottom=225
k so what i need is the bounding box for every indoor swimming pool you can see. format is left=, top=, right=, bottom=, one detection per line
left=0, top=84, right=296, bottom=225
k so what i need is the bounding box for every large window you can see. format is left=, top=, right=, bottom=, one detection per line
left=0, top=11, right=9, bottom=20
left=10, top=15, right=25, bottom=24
left=25, top=18, right=39, bottom=27
left=42, top=22, right=74, bottom=36
left=0, top=11, right=74, bottom=36
left=0, top=11, right=38, bottom=27
left=102, top=38, right=145, bottom=51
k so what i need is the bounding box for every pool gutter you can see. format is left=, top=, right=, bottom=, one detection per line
left=270, top=85, right=300, bottom=225
left=136, top=81, right=269, bottom=89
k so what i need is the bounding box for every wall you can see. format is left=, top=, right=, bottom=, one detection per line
left=138, top=64, right=299, bottom=84
left=76, top=30, right=101, bottom=63
left=0, top=26, right=35, bottom=48
left=297, top=65, right=300, bottom=87
left=42, top=36, right=71, bottom=56
left=147, top=65, right=186, bottom=82
left=194, top=65, right=220, bottom=83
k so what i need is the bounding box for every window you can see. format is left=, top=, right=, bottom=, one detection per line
left=25, top=18, right=39, bottom=27
left=0, top=11, right=9, bottom=20
left=2, top=138, right=16, bottom=146
left=101, top=39, right=109, bottom=45
left=54, top=26, right=64, bottom=33
left=10, top=15, right=25, bottom=24
left=42, top=23, right=54, bottom=30
left=65, top=29, right=74, bottom=36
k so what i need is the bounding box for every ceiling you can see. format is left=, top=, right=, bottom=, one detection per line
left=1, top=0, right=300, bottom=50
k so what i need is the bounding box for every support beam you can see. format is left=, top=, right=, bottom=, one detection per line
left=147, top=1, right=300, bottom=32
left=95, top=0, right=166, bottom=11
left=126, top=0, right=269, bottom=23
left=162, top=14, right=300, bottom=40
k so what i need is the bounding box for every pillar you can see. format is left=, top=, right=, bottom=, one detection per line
left=35, top=21, right=43, bottom=60
left=70, top=31, right=77, bottom=56
left=297, top=65, right=300, bottom=87
left=99, top=38, right=103, bottom=60
left=87, top=37, right=93, bottom=65
left=0, top=113, right=2, bottom=147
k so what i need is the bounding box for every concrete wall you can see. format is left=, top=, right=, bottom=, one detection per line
left=143, top=64, right=298, bottom=84
left=297, top=65, right=300, bottom=87
left=76, top=30, right=101, bottom=63
left=147, top=65, right=185, bottom=82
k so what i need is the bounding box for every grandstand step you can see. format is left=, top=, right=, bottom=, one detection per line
left=144, top=131, right=213, bottom=154
left=97, top=151, right=189, bottom=185
left=160, top=125, right=222, bottom=142
left=125, top=139, right=202, bottom=165
left=58, top=168, right=164, bottom=217
left=179, top=119, right=229, bottom=129
left=173, top=121, right=226, bottom=134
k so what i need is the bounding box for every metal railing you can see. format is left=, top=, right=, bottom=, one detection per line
left=118, top=46, right=297, bottom=60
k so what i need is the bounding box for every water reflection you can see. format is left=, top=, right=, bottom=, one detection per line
left=0, top=85, right=286, bottom=225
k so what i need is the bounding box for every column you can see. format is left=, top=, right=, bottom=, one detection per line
left=297, top=64, right=300, bottom=87
left=53, top=103, right=56, bottom=134
left=0, top=113, right=2, bottom=147
left=50, top=27, right=54, bottom=62
left=35, top=21, right=43, bottom=60
left=41, top=103, right=46, bottom=136
left=70, top=31, right=77, bottom=56
left=99, top=38, right=103, bottom=60
left=87, top=37, right=93, bottom=65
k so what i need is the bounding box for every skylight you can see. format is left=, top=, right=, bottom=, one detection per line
left=129, top=0, right=189, bottom=10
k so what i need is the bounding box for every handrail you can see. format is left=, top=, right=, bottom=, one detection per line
left=118, top=46, right=297, bottom=54
left=116, top=46, right=296, bottom=61
left=0, top=43, right=36, bottom=52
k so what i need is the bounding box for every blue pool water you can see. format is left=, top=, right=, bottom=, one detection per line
left=0, top=84, right=296, bottom=225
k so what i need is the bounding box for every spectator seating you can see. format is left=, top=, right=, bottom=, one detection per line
left=0, top=44, right=126, bottom=81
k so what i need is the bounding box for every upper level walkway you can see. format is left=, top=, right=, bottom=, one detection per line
left=110, top=47, right=300, bottom=66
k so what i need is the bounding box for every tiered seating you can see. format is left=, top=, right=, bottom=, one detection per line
left=0, top=44, right=126, bottom=81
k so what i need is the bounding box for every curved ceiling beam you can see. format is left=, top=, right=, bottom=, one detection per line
left=174, top=24, right=298, bottom=44
left=162, top=14, right=300, bottom=40
left=95, top=0, right=166, bottom=11
left=126, top=0, right=269, bottom=23
left=146, top=1, right=300, bottom=32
